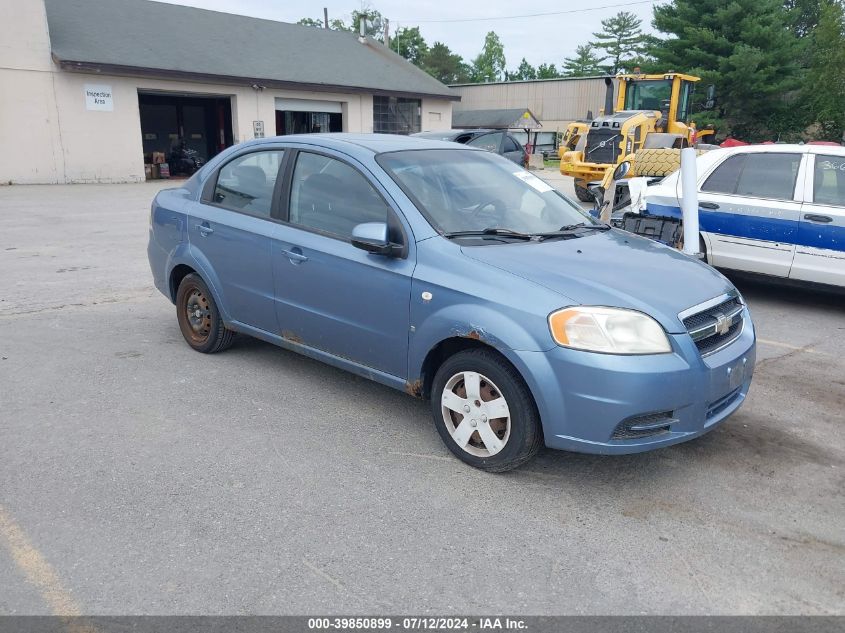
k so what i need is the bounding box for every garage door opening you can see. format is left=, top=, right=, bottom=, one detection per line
left=138, top=92, right=233, bottom=179
left=275, top=98, right=343, bottom=135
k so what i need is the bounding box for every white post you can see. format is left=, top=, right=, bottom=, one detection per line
left=680, top=147, right=700, bottom=256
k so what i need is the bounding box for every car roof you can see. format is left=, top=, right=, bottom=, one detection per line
left=243, top=133, right=472, bottom=156
left=716, top=143, right=845, bottom=156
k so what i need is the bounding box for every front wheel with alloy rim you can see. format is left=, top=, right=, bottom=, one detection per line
left=175, top=273, right=235, bottom=353
left=431, top=349, right=542, bottom=472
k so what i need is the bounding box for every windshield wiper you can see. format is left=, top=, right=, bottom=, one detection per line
left=443, top=228, right=534, bottom=241
left=534, top=222, right=612, bottom=241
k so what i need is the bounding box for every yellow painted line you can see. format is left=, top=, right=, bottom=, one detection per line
left=0, top=503, right=87, bottom=619
left=757, top=338, right=824, bottom=354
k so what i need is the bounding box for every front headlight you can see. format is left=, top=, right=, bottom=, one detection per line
left=548, top=306, right=672, bottom=354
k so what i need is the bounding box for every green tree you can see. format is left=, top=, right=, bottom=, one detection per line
left=507, top=58, right=537, bottom=80
left=785, top=0, right=825, bottom=37
left=651, top=0, right=803, bottom=140
left=471, top=31, right=506, bottom=82
left=297, top=15, right=355, bottom=32
left=394, top=26, right=429, bottom=66
left=592, top=11, right=648, bottom=73
left=537, top=63, right=562, bottom=79
left=351, top=8, right=384, bottom=40
left=802, top=1, right=845, bottom=140
left=297, top=17, right=324, bottom=28
left=562, top=44, right=603, bottom=77
left=423, top=42, right=471, bottom=84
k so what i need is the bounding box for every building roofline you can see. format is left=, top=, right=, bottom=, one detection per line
left=449, top=75, right=613, bottom=88
left=55, top=57, right=462, bottom=101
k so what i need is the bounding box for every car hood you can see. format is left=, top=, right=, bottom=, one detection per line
left=460, top=229, right=735, bottom=333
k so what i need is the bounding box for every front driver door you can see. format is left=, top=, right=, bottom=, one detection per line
left=272, top=150, right=414, bottom=379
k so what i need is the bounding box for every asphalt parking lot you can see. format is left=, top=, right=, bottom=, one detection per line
left=0, top=179, right=843, bottom=615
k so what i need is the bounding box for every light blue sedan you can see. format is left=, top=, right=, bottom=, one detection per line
left=147, top=134, right=756, bottom=471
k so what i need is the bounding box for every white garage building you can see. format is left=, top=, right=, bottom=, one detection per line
left=0, top=0, right=457, bottom=184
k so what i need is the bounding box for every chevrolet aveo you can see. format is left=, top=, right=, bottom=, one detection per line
left=148, top=134, right=756, bottom=472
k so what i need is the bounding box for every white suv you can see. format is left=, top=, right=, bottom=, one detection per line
left=645, top=144, right=845, bottom=288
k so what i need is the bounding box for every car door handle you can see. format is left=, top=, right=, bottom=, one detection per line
left=804, top=213, right=833, bottom=223
left=196, top=223, right=214, bottom=236
left=280, top=248, right=308, bottom=264
left=699, top=202, right=720, bottom=210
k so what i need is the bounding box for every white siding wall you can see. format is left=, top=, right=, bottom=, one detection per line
left=0, top=0, right=455, bottom=184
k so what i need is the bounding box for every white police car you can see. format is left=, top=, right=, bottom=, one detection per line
left=645, top=144, right=845, bottom=287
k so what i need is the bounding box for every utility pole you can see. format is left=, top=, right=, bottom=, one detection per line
left=323, top=7, right=328, bottom=29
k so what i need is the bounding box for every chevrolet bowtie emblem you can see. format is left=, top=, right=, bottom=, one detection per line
left=714, top=312, right=732, bottom=336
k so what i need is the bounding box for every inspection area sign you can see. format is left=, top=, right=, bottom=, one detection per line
left=84, top=84, right=113, bottom=111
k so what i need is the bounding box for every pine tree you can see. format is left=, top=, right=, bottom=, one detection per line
left=423, top=42, right=471, bottom=84
left=592, top=12, right=648, bottom=73
left=651, top=0, right=803, bottom=140
left=802, top=1, right=845, bottom=140
left=537, top=63, right=562, bottom=79
left=562, top=45, right=604, bottom=77
left=507, top=58, right=537, bottom=81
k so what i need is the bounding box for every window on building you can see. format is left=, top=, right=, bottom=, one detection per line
left=813, top=155, right=845, bottom=206
left=373, top=96, right=421, bottom=135
left=213, top=150, right=284, bottom=217
left=288, top=152, right=391, bottom=239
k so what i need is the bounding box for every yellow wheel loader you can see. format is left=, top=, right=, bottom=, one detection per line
left=560, top=72, right=716, bottom=202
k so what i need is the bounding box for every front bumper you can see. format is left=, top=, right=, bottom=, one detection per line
left=513, top=311, right=756, bottom=454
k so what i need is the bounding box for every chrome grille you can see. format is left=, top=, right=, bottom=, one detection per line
left=682, top=296, right=744, bottom=356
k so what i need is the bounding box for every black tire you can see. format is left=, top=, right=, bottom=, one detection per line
left=175, top=273, right=235, bottom=353
left=574, top=182, right=593, bottom=202
left=430, top=349, right=543, bottom=472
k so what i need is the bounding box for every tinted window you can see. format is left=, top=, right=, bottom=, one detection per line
left=467, top=132, right=503, bottom=153
left=213, top=150, right=284, bottom=216
left=288, top=152, right=391, bottom=239
left=735, top=153, right=801, bottom=200
left=503, top=136, right=521, bottom=153
left=702, top=155, right=746, bottom=194
left=813, top=155, right=845, bottom=206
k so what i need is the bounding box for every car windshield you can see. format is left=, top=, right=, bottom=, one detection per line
left=377, top=149, right=595, bottom=236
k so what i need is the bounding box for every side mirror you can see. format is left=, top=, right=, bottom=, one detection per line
left=351, top=222, right=399, bottom=257
left=612, top=161, right=632, bottom=180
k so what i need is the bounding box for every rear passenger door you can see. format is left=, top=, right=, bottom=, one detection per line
left=467, top=132, right=504, bottom=157
left=190, top=148, right=285, bottom=333
left=790, top=153, right=845, bottom=286
left=697, top=151, right=804, bottom=277
left=271, top=150, right=415, bottom=378
left=502, top=135, right=525, bottom=165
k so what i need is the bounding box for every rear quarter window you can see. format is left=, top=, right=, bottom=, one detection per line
left=813, top=155, right=845, bottom=206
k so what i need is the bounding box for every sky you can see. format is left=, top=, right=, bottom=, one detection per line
left=154, top=0, right=659, bottom=73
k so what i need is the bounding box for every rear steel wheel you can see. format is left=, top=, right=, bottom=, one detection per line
left=175, top=273, right=235, bottom=354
